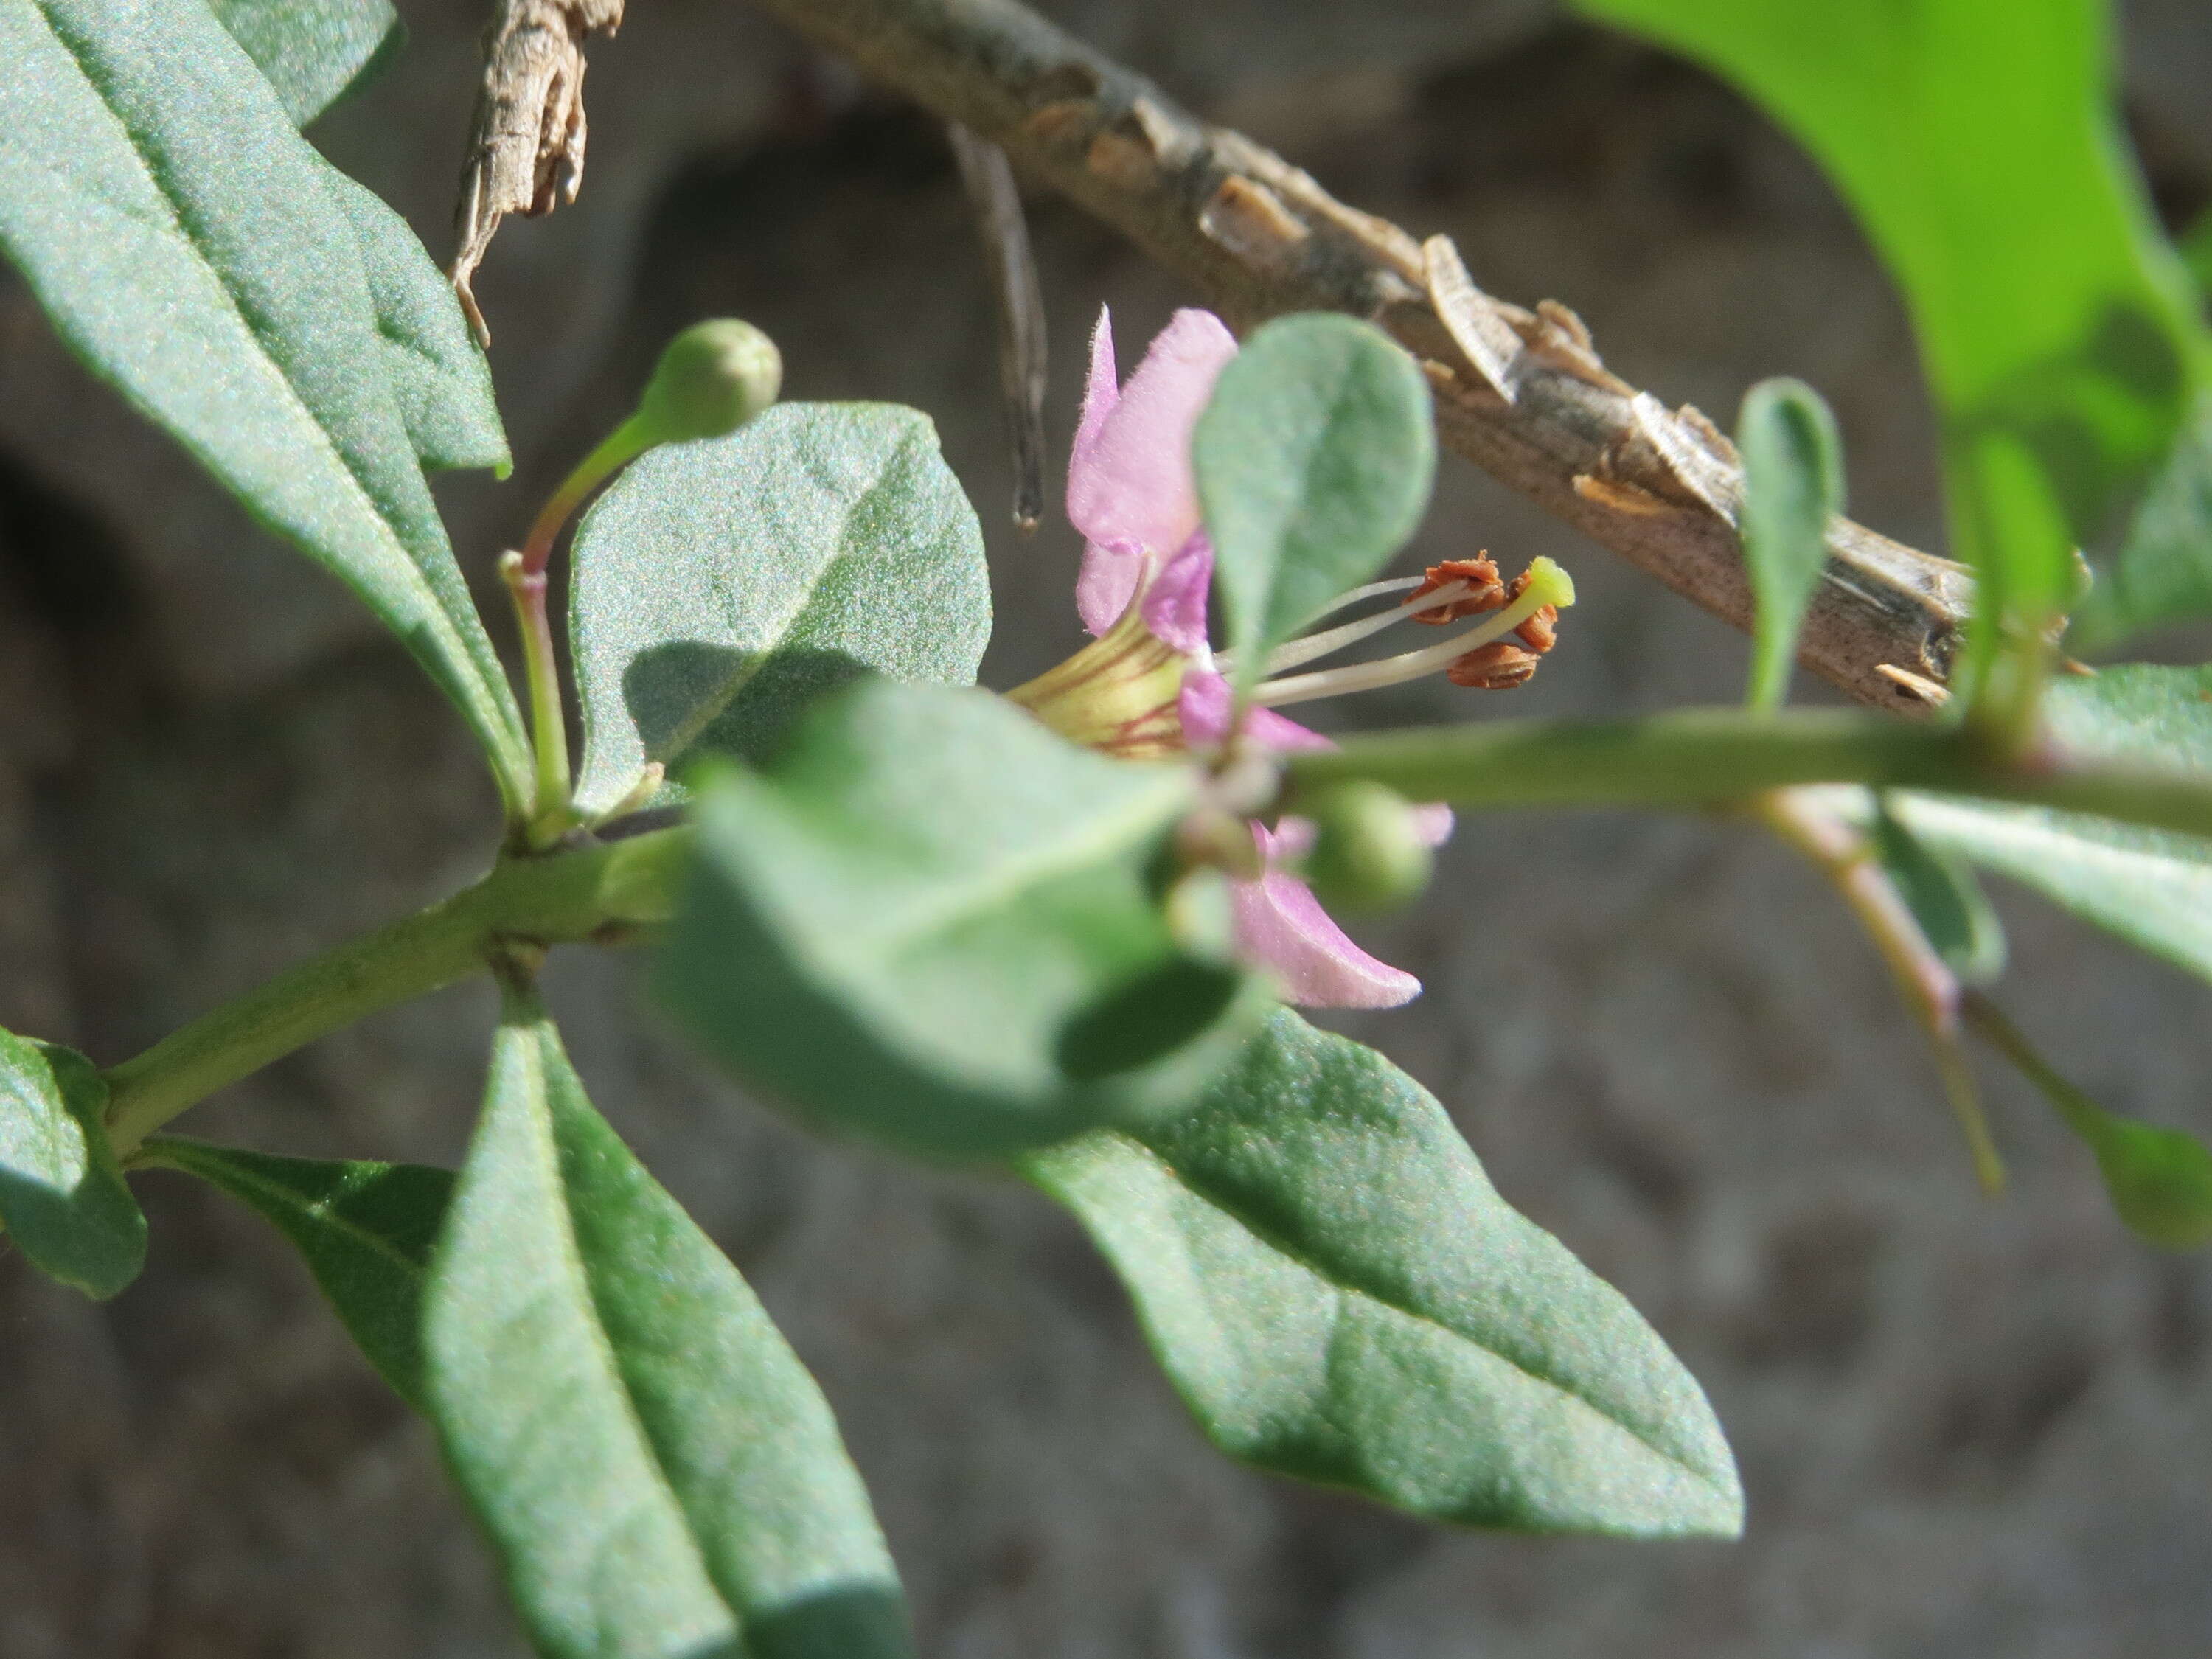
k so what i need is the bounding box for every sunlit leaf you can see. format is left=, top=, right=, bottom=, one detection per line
left=208, top=0, right=400, bottom=125
left=1737, top=377, right=1845, bottom=710
left=1195, top=314, right=1436, bottom=692
left=658, top=681, right=1270, bottom=1159
left=139, top=1138, right=450, bottom=1406
left=1025, top=1011, right=1743, bottom=1537
left=0, top=0, right=532, bottom=813
left=0, top=1031, right=145, bottom=1301
left=569, top=403, right=990, bottom=818
left=425, top=1003, right=913, bottom=1659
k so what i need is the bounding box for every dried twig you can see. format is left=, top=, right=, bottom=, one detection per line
left=452, top=0, right=627, bottom=347
left=948, top=123, right=1050, bottom=531
left=738, top=0, right=1972, bottom=710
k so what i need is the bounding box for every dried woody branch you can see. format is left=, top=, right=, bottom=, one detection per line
left=731, top=0, right=1970, bottom=711
left=452, top=0, right=626, bottom=347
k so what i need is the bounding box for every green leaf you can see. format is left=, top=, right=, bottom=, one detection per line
left=1870, top=798, right=2006, bottom=986
left=208, top=0, right=400, bottom=125
left=1968, top=999, right=2212, bottom=1250
left=425, top=1001, right=912, bottom=1659
left=569, top=402, right=990, bottom=817
left=656, top=681, right=1271, bottom=1160
left=1868, top=665, right=2212, bottom=982
left=137, top=1137, right=450, bottom=1407
left=0, top=1031, right=145, bottom=1301
left=1575, top=0, right=2207, bottom=680
left=1737, top=376, right=1845, bottom=710
left=1023, top=1011, right=1743, bottom=1537
left=2183, top=212, right=2212, bottom=300
left=0, top=0, right=532, bottom=815
left=320, top=164, right=509, bottom=476
left=1195, top=314, right=1436, bottom=692
left=2070, top=391, right=2212, bottom=650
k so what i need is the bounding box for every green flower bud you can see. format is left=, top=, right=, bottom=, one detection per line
left=1301, top=782, right=1433, bottom=914
left=635, top=319, right=782, bottom=443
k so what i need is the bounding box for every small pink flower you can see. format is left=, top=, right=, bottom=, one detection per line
left=1012, top=307, right=1572, bottom=1009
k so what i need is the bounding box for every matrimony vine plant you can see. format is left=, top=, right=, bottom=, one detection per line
left=5, top=0, right=2212, bottom=1654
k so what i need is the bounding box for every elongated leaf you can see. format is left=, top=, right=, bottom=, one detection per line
left=321, top=164, right=509, bottom=476
left=209, top=0, right=400, bottom=125
left=1576, top=0, right=2207, bottom=675
left=0, top=0, right=532, bottom=813
left=1870, top=798, right=2006, bottom=985
left=1025, top=1011, right=1742, bottom=1537
left=138, top=1138, right=450, bottom=1406
left=1858, top=665, right=2212, bottom=982
left=1968, top=998, right=2212, bottom=1250
left=1738, top=377, right=1845, bottom=710
left=426, top=1004, right=912, bottom=1659
left=1195, top=314, right=1436, bottom=691
left=658, top=681, right=1270, bottom=1159
left=0, top=1031, right=145, bottom=1301
left=570, top=402, right=990, bottom=816
left=2070, top=392, right=2212, bottom=650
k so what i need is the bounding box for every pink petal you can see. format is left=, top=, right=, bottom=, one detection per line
left=1139, top=532, right=1214, bottom=656
left=1411, top=803, right=1455, bottom=847
left=1231, top=823, right=1422, bottom=1009
left=1175, top=668, right=1332, bottom=751
left=1066, top=308, right=1238, bottom=561
left=1071, top=307, right=1119, bottom=475
left=1077, top=536, right=1144, bottom=638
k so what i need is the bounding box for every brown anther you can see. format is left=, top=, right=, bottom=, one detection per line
left=1408, top=556, right=1504, bottom=622
left=1446, top=642, right=1540, bottom=689
left=1502, top=570, right=1559, bottom=653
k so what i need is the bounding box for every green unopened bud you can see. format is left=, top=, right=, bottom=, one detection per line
left=636, top=319, right=782, bottom=444
left=1301, top=782, right=1433, bottom=914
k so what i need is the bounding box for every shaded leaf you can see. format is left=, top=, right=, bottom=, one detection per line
left=657, top=681, right=1270, bottom=1159
left=209, top=0, right=400, bottom=125
left=0, top=0, right=532, bottom=813
left=0, top=1031, right=145, bottom=1301
left=1864, top=666, right=2212, bottom=983
left=320, top=164, right=509, bottom=476
left=2070, top=391, right=2212, bottom=650
left=1576, top=0, right=2207, bottom=678
left=1737, top=376, right=1845, bottom=710
left=1024, top=1011, right=1743, bottom=1537
left=137, top=1137, right=450, bottom=1406
left=425, top=1002, right=911, bottom=1659
left=1870, top=798, right=2006, bottom=985
left=1195, top=314, right=1436, bottom=691
left=570, top=403, right=991, bottom=817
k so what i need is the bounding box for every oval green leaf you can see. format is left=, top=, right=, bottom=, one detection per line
left=137, top=1137, right=451, bottom=1406
left=1024, top=1011, right=1743, bottom=1537
left=1194, top=313, right=1436, bottom=691
left=655, top=681, right=1270, bottom=1159
left=1737, top=376, right=1845, bottom=710
left=208, top=0, right=400, bottom=125
left=0, top=1031, right=145, bottom=1301
left=0, top=0, right=532, bottom=814
left=425, top=1002, right=912, bottom=1659
left=568, top=402, right=992, bottom=817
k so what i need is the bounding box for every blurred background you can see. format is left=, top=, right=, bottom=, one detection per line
left=3, top=1, right=2210, bottom=1653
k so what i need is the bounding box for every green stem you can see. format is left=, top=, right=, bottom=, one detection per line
left=1284, top=709, right=2212, bottom=841
left=502, top=554, right=574, bottom=845
left=101, top=828, right=689, bottom=1156
left=518, top=414, right=652, bottom=577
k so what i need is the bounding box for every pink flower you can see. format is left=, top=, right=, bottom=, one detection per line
left=1012, top=307, right=1572, bottom=1009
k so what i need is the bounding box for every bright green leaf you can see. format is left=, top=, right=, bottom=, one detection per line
left=1195, top=314, right=1436, bottom=692
left=1576, top=0, right=2207, bottom=681
left=1969, top=998, right=2212, bottom=1250
left=319, top=164, right=509, bottom=476
left=1871, top=798, right=2006, bottom=985
left=1024, top=1011, right=1743, bottom=1537
left=657, top=681, right=1271, bottom=1160
left=208, top=0, right=400, bottom=125
left=0, top=0, right=532, bottom=816
left=0, top=1030, right=145, bottom=1301
left=569, top=403, right=990, bottom=817
left=1866, top=665, right=2212, bottom=983
left=1738, top=376, right=1845, bottom=710
left=2070, top=392, right=2212, bottom=650
left=425, top=1001, right=912, bottom=1659
left=137, top=1137, right=450, bottom=1407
